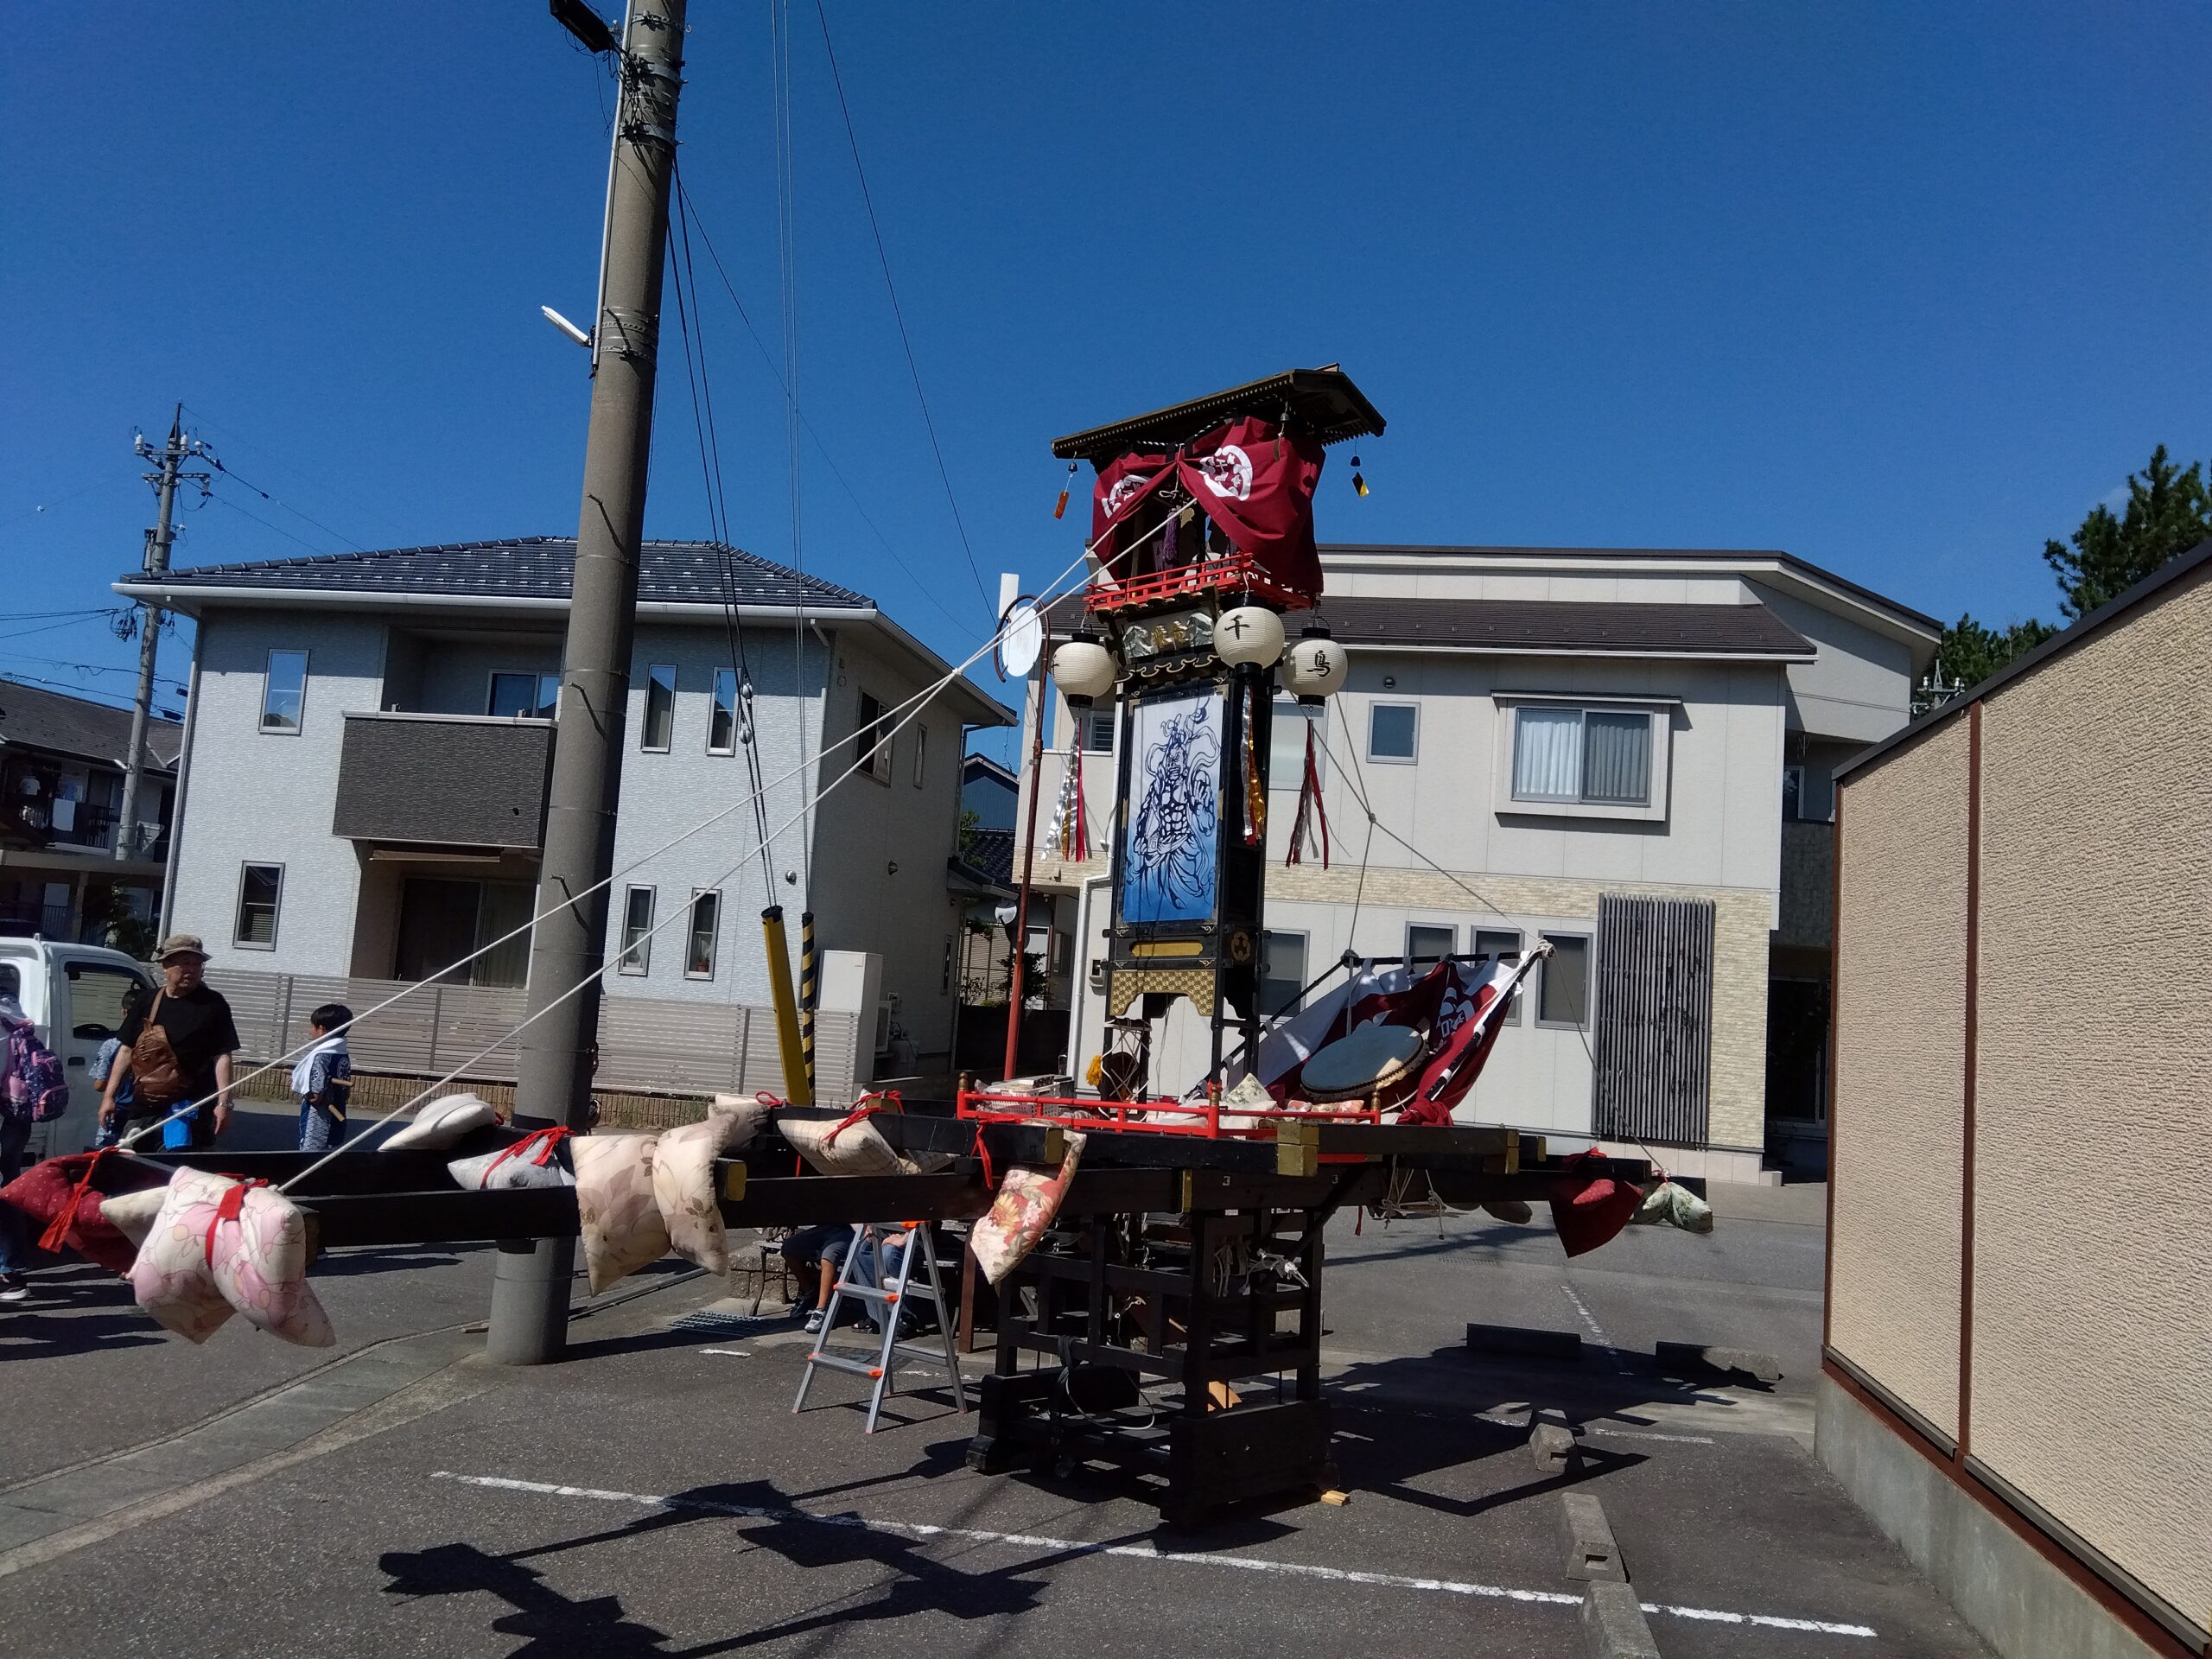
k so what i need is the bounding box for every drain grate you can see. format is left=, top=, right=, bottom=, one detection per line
left=669, top=1310, right=789, bottom=1338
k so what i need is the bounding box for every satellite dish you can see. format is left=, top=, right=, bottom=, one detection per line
left=998, top=598, right=1045, bottom=680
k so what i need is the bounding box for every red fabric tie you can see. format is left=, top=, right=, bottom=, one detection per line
left=204, top=1179, right=269, bottom=1268
left=479, top=1126, right=571, bottom=1185
left=37, top=1147, right=112, bottom=1255
left=825, top=1090, right=902, bottom=1147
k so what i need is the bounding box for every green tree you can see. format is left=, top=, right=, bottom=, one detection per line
left=1935, top=613, right=2058, bottom=690
left=2042, top=444, right=2212, bottom=620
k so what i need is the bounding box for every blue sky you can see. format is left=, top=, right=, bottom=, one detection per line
left=4, top=3, right=2206, bottom=757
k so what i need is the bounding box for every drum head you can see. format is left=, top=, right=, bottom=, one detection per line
left=1300, top=1023, right=1426, bottom=1101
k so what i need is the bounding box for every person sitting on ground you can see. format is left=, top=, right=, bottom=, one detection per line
left=102, top=934, right=240, bottom=1150
left=292, top=1002, right=353, bottom=1154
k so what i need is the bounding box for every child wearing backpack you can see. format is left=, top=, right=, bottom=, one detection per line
left=0, top=995, right=70, bottom=1300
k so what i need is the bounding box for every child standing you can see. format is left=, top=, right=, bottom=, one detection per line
left=291, top=1003, right=353, bottom=1153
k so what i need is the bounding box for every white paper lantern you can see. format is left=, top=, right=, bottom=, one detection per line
left=1214, top=605, right=1286, bottom=668
left=1052, top=639, right=1117, bottom=703
left=1282, top=632, right=1351, bottom=698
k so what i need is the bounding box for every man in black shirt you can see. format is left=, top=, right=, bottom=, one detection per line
left=104, top=933, right=241, bottom=1148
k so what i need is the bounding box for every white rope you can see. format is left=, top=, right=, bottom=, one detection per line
left=262, top=511, right=1182, bottom=1189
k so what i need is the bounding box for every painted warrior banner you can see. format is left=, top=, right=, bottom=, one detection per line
left=1174, top=416, right=1326, bottom=595
left=1119, top=689, right=1222, bottom=925
left=1239, top=953, right=1541, bottom=1122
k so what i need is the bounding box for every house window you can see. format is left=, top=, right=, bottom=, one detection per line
left=685, top=890, right=721, bottom=979
left=913, top=723, right=928, bottom=788
left=1269, top=702, right=1325, bottom=790
left=234, top=863, right=283, bottom=949
left=1259, top=930, right=1308, bottom=1018
left=1407, top=923, right=1454, bottom=976
left=641, top=664, right=677, bottom=752
left=260, top=650, right=308, bottom=734
left=488, top=671, right=559, bottom=719
left=1511, top=706, right=1652, bottom=806
left=1473, top=927, right=1523, bottom=1023
left=393, top=878, right=532, bottom=988
left=617, top=886, right=655, bottom=976
left=1537, top=931, right=1591, bottom=1028
left=856, top=692, right=893, bottom=783
left=1084, top=709, right=1116, bottom=752
left=707, top=668, right=740, bottom=755
left=1783, top=765, right=1834, bottom=823
left=1367, top=702, right=1418, bottom=763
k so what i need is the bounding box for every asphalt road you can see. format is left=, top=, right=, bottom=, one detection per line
left=0, top=1174, right=1993, bottom=1658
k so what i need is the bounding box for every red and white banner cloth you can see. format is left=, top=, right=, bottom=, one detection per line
left=1237, top=950, right=1546, bottom=1125
left=1088, top=416, right=1327, bottom=594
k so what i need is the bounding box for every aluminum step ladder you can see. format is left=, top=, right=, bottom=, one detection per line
left=791, top=1222, right=969, bottom=1433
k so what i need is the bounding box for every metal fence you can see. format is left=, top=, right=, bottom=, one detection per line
left=206, top=968, right=859, bottom=1104
left=1590, top=893, right=1716, bottom=1147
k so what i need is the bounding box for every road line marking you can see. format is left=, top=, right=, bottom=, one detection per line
left=429, top=1470, right=1875, bottom=1637
left=698, top=1348, right=751, bottom=1357
left=1560, top=1282, right=1637, bottom=1376
left=1585, top=1426, right=1715, bottom=1445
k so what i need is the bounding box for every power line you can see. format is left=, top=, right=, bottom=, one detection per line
left=0, top=650, right=188, bottom=690
left=811, top=0, right=990, bottom=614
left=0, top=613, right=124, bottom=644
left=203, top=454, right=369, bottom=551
left=203, top=487, right=349, bottom=556
left=0, top=671, right=180, bottom=716
left=180, top=404, right=413, bottom=541
left=671, top=168, right=985, bottom=645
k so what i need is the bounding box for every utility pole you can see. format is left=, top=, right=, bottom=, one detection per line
left=118, top=406, right=205, bottom=863
left=487, top=0, right=686, bottom=1365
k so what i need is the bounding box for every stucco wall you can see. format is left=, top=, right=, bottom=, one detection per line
left=1830, top=718, right=1969, bottom=1441
left=1969, top=568, right=2212, bottom=1627
left=172, top=612, right=385, bottom=976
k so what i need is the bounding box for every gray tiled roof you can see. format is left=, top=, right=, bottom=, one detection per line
left=1046, top=593, right=1815, bottom=658
left=0, top=679, right=181, bottom=771
left=130, top=537, right=874, bottom=610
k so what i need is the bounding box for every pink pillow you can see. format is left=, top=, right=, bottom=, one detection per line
left=130, top=1167, right=335, bottom=1347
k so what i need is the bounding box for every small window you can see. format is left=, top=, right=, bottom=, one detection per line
left=685, top=890, right=721, bottom=979
left=641, top=664, right=677, bottom=752
left=261, top=649, right=308, bottom=734
left=856, top=692, right=893, bottom=783
left=1368, top=702, right=1417, bottom=763
left=1259, top=930, right=1308, bottom=1018
left=912, top=723, right=928, bottom=788
left=1270, top=702, right=1325, bottom=790
left=707, top=669, right=740, bottom=756
left=617, top=886, right=655, bottom=976
left=940, top=934, right=954, bottom=994
left=1407, top=923, right=1454, bottom=976
left=1512, top=707, right=1652, bottom=807
left=488, top=671, right=558, bottom=719
left=1473, top=927, right=1523, bottom=1023
left=1538, top=932, right=1591, bottom=1028
left=1084, top=709, right=1116, bottom=753
left=235, top=862, right=283, bottom=949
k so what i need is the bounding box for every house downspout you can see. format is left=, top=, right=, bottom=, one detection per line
left=156, top=630, right=204, bottom=945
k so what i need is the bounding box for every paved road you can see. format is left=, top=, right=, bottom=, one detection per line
left=0, top=1177, right=1993, bottom=1658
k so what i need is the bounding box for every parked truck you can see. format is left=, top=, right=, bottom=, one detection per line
left=0, top=937, right=156, bottom=1157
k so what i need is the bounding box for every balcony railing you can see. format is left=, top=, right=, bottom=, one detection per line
left=334, top=712, right=553, bottom=850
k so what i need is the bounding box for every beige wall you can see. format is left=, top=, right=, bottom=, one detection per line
left=1969, top=568, right=2212, bottom=1628
left=1830, top=718, right=1969, bottom=1440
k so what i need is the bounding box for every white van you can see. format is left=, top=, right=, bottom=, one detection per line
left=0, top=938, right=158, bottom=1158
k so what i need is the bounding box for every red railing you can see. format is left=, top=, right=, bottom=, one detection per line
left=1083, top=553, right=1315, bottom=618
left=957, top=1088, right=1377, bottom=1140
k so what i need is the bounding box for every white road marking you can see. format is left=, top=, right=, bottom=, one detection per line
left=1585, top=1426, right=1715, bottom=1445
left=429, top=1470, right=1876, bottom=1638
left=1560, top=1282, right=1637, bottom=1375
left=698, top=1348, right=752, bottom=1357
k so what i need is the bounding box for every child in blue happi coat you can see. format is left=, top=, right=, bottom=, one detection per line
left=292, top=1003, right=353, bottom=1153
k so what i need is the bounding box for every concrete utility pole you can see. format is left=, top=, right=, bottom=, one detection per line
left=487, top=0, right=686, bottom=1366
left=118, top=406, right=202, bottom=862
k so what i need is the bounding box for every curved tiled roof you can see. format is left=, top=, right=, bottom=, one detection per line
left=129, top=537, right=873, bottom=610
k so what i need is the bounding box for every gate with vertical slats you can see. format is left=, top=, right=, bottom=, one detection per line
left=1592, top=893, right=1715, bottom=1146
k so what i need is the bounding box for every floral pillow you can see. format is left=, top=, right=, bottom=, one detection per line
left=780, top=1115, right=918, bottom=1178
left=130, top=1166, right=335, bottom=1347
left=572, top=1133, right=670, bottom=1294
left=969, top=1131, right=1087, bottom=1286
left=652, top=1102, right=759, bottom=1275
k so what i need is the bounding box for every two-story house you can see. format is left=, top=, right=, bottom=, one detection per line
left=118, top=537, right=1011, bottom=1084
left=0, top=679, right=179, bottom=952
left=1020, top=543, right=1938, bottom=1184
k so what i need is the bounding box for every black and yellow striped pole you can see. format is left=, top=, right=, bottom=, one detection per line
left=761, top=905, right=812, bottom=1106
left=798, top=909, right=818, bottom=1098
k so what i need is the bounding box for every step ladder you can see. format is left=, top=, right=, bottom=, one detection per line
left=791, top=1222, right=969, bottom=1433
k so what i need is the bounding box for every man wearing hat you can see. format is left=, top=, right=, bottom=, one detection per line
left=101, top=934, right=241, bottom=1149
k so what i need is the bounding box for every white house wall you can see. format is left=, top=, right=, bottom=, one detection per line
left=1749, top=580, right=1918, bottom=743
left=170, top=611, right=383, bottom=977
